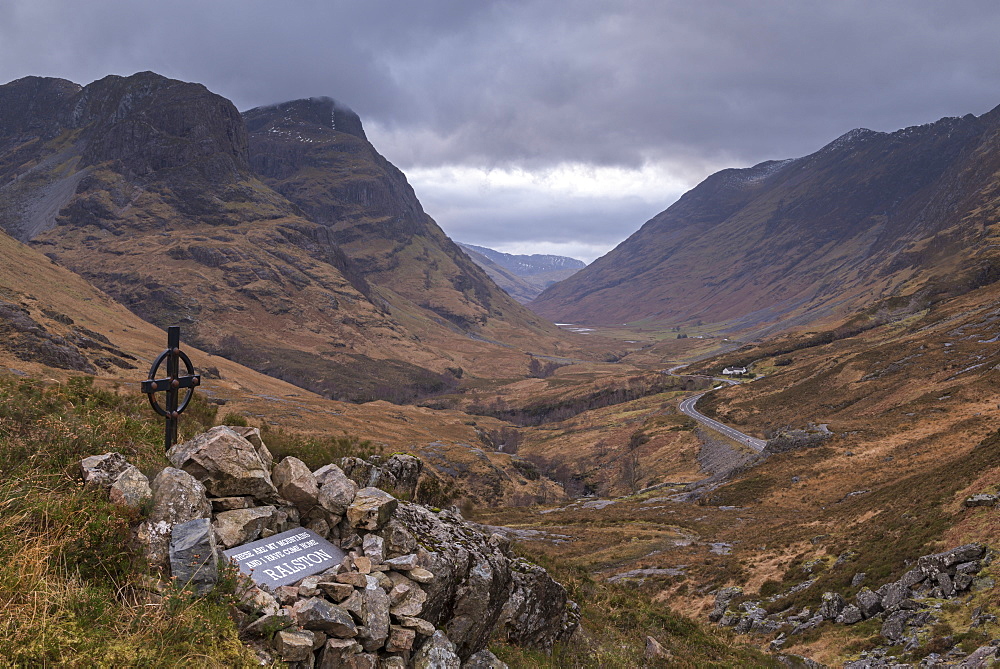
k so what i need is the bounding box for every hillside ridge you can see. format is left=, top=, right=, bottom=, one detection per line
left=531, top=104, right=1000, bottom=334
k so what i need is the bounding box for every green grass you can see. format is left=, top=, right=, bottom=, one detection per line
left=260, top=423, right=378, bottom=470
left=0, top=374, right=258, bottom=666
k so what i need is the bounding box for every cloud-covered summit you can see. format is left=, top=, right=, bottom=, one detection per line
left=3, top=0, right=1000, bottom=259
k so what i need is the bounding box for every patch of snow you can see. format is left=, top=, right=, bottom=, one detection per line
left=581, top=499, right=617, bottom=510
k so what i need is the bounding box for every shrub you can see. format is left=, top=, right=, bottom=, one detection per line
left=219, top=411, right=250, bottom=427
left=262, top=426, right=377, bottom=470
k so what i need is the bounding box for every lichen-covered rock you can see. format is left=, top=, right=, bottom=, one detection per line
left=135, top=467, right=211, bottom=568
left=362, top=533, right=385, bottom=563
left=387, top=504, right=578, bottom=660
left=936, top=571, right=957, bottom=597
left=836, top=604, right=863, bottom=625
left=855, top=587, right=883, bottom=619
left=382, top=519, right=418, bottom=557
left=963, top=494, right=999, bottom=508
left=465, top=649, right=509, bottom=669
left=80, top=452, right=130, bottom=487
left=917, top=543, right=987, bottom=577
left=315, top=464, right=359, bottom=516
left=339, top=454, right=423, bottom=501
left=109, top=464, right=151, bottom=508
left=272, top=456, right=320, bottom=512
left=383, top=454, right=422, bottom=499
left=898, top=566, right=925, bottom=588
left=291, top=597, right=357, bottom=637
left=167, top=425, right=278, bottom=502
left=881, top=610, right=914, bottom=642
left=212, top=505, right=277, bottom=548
left=790, top=614, right=823, bottom=636
left=339, top=457, right=379, bottom=488
left=358, top=587, right=390, bottom=651
left=347, top=487, right=398, bottom=530
left=879, top=581, right=909, bottom=612
left=318, top=638, right=363, bottom=667
left=274, top=629, right=315, bottom=662
left=819, top=592, right=846, bottom=620
left=499, top=558, right=580, bottom=649
left=169, top=517, right=218, bottom=595
left=413, top=630, right=461, bottom=668
left=385, top=625, right=416, bottom=653
left=228, top=425, right=273, bottom=471
left=708, top=586, right=743, bottom=623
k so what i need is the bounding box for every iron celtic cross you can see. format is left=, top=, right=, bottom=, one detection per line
left=141, top=326, right=201, bottom=449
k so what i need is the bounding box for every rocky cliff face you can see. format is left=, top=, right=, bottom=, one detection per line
left=244, top=97, right=556, bottom=334
left=531, top=106, right=1000, bottom=333
left=0, top=72, right=576, bottom=402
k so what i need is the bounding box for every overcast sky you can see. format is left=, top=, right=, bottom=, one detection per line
left=3, top=1, right=1000, bottom=262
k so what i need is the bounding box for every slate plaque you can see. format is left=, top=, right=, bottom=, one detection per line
left=223, top=527, right=346, bottom=588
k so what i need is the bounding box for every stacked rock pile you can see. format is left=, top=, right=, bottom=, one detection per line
left=80, top=425, right=579, bottom=667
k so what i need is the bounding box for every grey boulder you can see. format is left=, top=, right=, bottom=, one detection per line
left=135, top=467, right=211, bottom=568
left=167, top=425, right=278, bottom=502
left=109, top=465, right=152, bottom=508
left=169, top=517, right=218, bottom=595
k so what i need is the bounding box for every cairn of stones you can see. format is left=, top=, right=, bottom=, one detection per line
left=81, top=425, right=580, bottom=668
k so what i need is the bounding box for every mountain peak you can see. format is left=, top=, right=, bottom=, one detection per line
left=243, top=96, right=367, bottom=140
left=532, top=105, right=1000, bottom=331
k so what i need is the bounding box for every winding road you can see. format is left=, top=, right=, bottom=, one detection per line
left=678, top=390, right=768, bottom=453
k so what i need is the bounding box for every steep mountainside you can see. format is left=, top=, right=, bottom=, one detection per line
left=532, top=107, right=1000, bottom=333
left=457, top=242, right=585, bottom=303
left=0, top=227, right=564, bottom=506
left=0, top=73, right=581, bottom=402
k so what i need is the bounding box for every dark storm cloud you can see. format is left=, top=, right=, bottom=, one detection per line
left=2, top=0, right=1000, bottom=256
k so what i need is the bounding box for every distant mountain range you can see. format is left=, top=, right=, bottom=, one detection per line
left=532, top=107, right=1000, bottom=335
left=457, top=243, right=585, bottom=303
left=0, top=72, right=578, bottom=401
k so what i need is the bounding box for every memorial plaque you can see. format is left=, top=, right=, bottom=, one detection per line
left=223, top=528, right=346, bottom=588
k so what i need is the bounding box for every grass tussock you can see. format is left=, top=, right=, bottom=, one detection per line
left=0, top=374, right=257, bottom=666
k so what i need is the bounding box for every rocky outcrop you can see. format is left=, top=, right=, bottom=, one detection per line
left=80, top=427, right=575, bottom=666
left=764, top=424, right=833, bottom=454
left=963, top=491, right=1000, bottom=508
left=1, top=299, right=97, bottom=372
left=712, top=543, right=995, bottom=666
left=340, top=454, right=422, bottom=501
